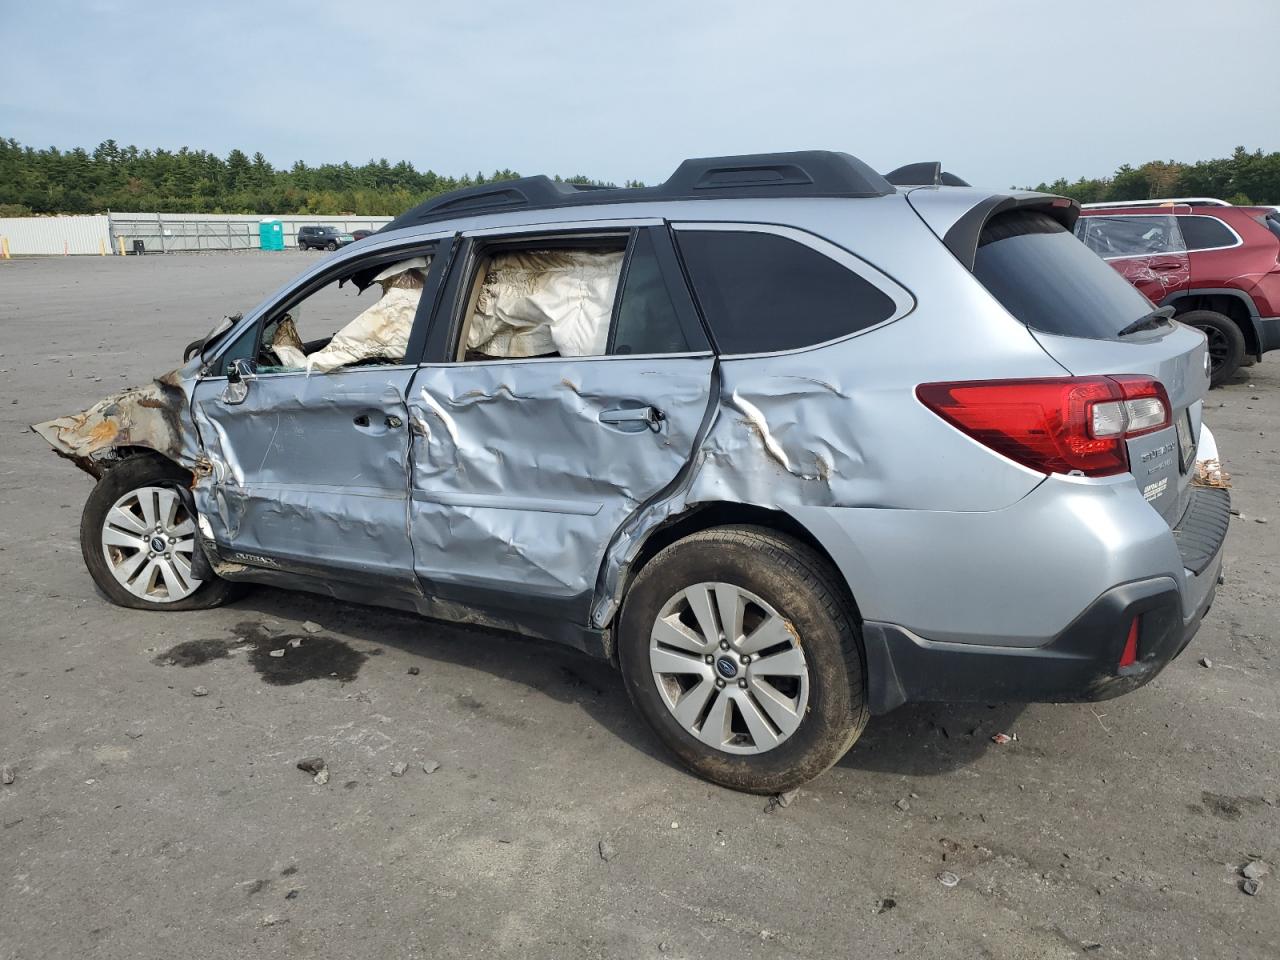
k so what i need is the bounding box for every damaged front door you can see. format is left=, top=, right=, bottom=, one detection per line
left=406, top=225, right=715, bottom=630
left=189, top=244, right=446, bottom=589
left=192, top=367, right=418, bottom=584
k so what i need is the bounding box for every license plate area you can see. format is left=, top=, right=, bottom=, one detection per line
left=1175, top=412, right=1196, bottom=474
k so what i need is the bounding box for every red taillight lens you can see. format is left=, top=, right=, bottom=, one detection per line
left=1118, top=617, right=1140, bottom=668
left=916, top=376, right=1170, bottom=478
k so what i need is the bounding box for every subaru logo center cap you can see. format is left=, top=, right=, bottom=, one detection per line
left=150, top=535, right=167, bottom=553
left=715, top=657, right=739, bottom=679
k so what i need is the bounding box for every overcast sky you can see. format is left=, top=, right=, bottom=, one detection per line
left=3, top=0, right=1277, bottom=189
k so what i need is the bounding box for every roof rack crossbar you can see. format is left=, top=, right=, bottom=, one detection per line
left=379, top=150, right=895, bottom=234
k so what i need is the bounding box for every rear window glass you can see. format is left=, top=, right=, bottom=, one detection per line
left=1178, top=215, right=1237, bottom=250
left=676, top=230, right=896, bottom=353
left=974, top=211, right=1152, bottom=340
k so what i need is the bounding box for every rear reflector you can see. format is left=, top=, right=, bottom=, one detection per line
left=1118, top=617, right=1140, bottom=668
left=916, top=376, right=1171, bottom=477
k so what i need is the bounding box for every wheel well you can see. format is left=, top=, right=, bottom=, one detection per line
left=98, top=445, right=189, bottom=479
left=617, top=502, right=861, bottom=623
left=1172, top=294, right=1258, bottom=353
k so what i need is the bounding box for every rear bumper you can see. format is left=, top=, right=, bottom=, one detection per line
left=863, top=487, right=1228, bottom=714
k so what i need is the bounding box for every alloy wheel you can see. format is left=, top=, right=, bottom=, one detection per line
left=649, top=581, right=810, bottom=755
left=100, top=485, right=201, bottom=602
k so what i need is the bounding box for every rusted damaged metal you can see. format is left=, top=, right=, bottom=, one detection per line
left=30, top=369, right=199, bottom=477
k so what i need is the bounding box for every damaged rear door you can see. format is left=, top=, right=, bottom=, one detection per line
left=189, top=241, right=449, bottom=589
left=406, top=223, right=715, bottom=631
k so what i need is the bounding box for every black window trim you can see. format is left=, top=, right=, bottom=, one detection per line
left=200, top=235, right=450, bottom=378
left=605, top=225, right=711, bottom=356
left=668, top=221, right=916, bottom=359
left=423, top=218, right=714, bottom=366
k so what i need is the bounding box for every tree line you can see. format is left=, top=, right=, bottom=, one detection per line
left=0, top=138, right=639, bottom=217
left=3, top=138, right=1279, bottom=217
left=1029, top=146, right=1280, bottom=205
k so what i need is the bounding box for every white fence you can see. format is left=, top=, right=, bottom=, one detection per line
left=0, top=212, right=394, bottom=256
left=0, top=215, right=112, bottom=255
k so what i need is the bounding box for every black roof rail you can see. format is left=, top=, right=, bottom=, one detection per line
left=883, top=162, right=970, bottom=188
left=380, top=150, right=895, bottom=233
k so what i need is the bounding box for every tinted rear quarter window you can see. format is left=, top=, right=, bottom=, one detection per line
left=675, top=230, right=896, bottom=353
left=1178, top=215, right=1237, bottom=250
left=974, top=210, right=1152, bottom=340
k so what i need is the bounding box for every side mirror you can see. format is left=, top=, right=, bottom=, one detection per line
left=222, top=358, right=254, bottom=405
left=227, top=358, right=250, bottom=384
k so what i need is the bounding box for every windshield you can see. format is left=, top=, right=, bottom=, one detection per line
left=973, top=210, right=1153, bottom=340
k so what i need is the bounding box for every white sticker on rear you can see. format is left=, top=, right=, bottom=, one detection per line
left=1142, top=477, right=1168, bottom=501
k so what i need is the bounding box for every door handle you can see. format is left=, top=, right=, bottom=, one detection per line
left=599, top=405, right=664, bottom=432
left=1150, top=260, right=1184, bottom=271
left=353, top=413, right=402, bottom=430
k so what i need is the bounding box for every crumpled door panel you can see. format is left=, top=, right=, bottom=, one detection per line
left=406, top=357, right=716, bottom=601
left=1108, top=255, right=1190, bottom=304
left=190, top=369, right=418, bottom=583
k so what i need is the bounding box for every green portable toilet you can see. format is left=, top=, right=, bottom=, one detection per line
left=258, top=219, right=284, bottom=251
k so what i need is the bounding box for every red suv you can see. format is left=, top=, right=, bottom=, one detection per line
left=1077, top=203, right=1280, bottom=384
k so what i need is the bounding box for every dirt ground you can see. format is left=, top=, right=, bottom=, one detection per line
left=1, top=252, right=1277, bottom=960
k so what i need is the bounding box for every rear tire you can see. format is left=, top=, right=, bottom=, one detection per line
left=1180, top=309, right=1245, bottom=387
left=617, top=525, right=867, bottom=794
left=80, top=457, right=239, bottom=611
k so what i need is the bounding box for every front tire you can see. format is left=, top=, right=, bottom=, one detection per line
left=325, top=241, right=337, bottom=251
left=1181, top=309, right=1245, bottom=387
left=618, top=525, right=867, bottom=793
left=80, top=456, right=238, bottom=611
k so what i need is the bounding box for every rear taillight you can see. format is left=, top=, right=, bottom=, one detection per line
left=916, top=376, right=1171, bottom=477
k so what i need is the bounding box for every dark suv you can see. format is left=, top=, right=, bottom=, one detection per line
left=1077, top=204, right=1280, bottom=384
left=296, top=225, right=355, bottom=251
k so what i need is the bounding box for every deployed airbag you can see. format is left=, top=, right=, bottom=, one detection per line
left=272, top=256, right=431, bottom=373
left=466, top=250, right=624, bottom=359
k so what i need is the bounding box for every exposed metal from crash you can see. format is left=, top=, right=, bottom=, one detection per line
left=31, top=370, right=199, bottom=477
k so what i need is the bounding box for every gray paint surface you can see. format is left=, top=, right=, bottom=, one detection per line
left=2, top=252, right=1276, bottom=960
left=32, top=187, right=1216, bottom=673
left=407, top=356, right=715, bottom=599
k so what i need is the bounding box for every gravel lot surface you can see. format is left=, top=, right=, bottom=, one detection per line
left=1, top=253, right=1277, bottom=959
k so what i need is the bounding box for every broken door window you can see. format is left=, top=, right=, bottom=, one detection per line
left=252, top=256, right=433, bottom=374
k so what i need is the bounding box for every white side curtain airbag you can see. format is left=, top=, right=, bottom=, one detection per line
left=466, top=250, right=625, bottom=358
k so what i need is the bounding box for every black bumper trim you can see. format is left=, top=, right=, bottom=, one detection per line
left=1173, top=486, right=1230, bottom=575
left=864, top=575, right=1215, bottom=715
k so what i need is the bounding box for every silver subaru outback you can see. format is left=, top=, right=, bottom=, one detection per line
left=34, top=151, right=1229, bottom=793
